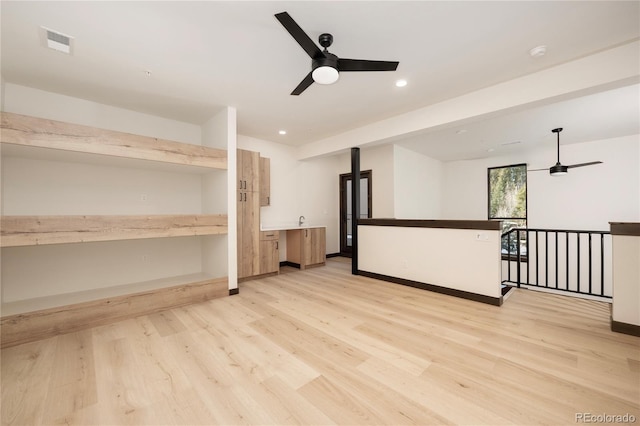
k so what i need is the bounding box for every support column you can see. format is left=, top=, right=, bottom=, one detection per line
left=351, top=147, right=360, bottom=275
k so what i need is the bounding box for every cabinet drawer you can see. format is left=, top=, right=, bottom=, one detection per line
left=260, top=230, right=280, bottom=241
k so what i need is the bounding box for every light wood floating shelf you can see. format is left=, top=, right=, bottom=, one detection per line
left=1, top=112, right=227, bottom=169
left=1, top=214, right=228, bottom=247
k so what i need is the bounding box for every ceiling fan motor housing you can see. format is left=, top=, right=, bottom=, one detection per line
left=312, top=52, right=338, bottom=71
left=550, top=163, right=568, bottom=175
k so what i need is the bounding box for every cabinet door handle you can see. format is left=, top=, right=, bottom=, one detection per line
left=239, top=179, right=242, bottom=189
left=267, top=196, right=270, bottom=205
left=244, top=193, right=247, bottom=202
left=244, top=180, right=247, bottom=190
left=266, top=233, right=274, bottom=237
left=305, top=229, right=308, bottom=237
left=275, top=242, right=279, bottom=249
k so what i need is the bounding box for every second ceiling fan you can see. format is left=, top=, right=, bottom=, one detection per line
left=275, top=12, right=400, bottom=95
left=529, top=128, right=603, bottom=176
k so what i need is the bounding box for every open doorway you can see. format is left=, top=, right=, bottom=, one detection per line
left=339, top=170, right=372, bottom=257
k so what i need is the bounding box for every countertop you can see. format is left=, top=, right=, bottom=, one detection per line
left=261, top=224, right=326, bottom=231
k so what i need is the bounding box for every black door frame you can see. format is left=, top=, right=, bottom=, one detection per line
left=339, top=170, right=372, bottom=257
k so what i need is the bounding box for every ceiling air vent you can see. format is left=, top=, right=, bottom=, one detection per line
left=40, top=26, right=74, bottom=54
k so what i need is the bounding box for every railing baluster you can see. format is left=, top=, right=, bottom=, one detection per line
left=600, top=234, right=605, bottom=297
left=507, top=231, right=511, bottom=282
left=545, top=231, right=549, bottom=288
left=516, top=229, right=521, bottom=288
left=526, top=230, right=530, bottom=285
left=536, top=231, right=540, bottom=285
left=555, top=231, right=558, bottom=288
left=589, top=234, right=592, bottom=294
left=577, top=233, right=580, bottom=293
left=566, top=232, right=569, bottom=291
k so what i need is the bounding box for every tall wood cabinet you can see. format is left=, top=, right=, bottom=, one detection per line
left=260, top=157, right=271, bottom=206
left=237, top=149, right=260, bottom=279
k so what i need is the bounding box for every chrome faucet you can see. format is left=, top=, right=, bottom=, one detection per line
left=298, top=215, right=305, bottom=226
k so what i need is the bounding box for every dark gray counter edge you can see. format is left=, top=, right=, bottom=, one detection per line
left=359, top=218, right=501, bottom=231
left=610, top=222, right=640, bottom=236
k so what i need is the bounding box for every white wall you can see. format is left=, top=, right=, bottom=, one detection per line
left=2, top=83, right=201, bottom=144
left=393, top=145, right=443, bottom=219
left=442, top=135, right=640, bottom=230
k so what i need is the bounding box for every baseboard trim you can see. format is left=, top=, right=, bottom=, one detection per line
left=229, top=288, right=239, bottom=296
left=611, top=318, right=640, bottom=337
left=280, top=261, right=300, bottom=269
left=326, top=252, right=341, bottom=258
left=1, top=277, right=229, bottom=349
left=358, top=270, right=503, bottom=306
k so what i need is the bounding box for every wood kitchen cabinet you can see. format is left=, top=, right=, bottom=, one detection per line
left=237, top=149, right=260, bottom=279
left=259, top=231, right=279, bottom=275
left=286, top=227, right=326, bottom=270
left=237, top=149, right=259, bottom=192
left=260, top=156, right=270, bottom=206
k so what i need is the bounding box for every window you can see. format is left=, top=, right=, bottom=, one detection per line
left=488, top=163, right=527, bottom=257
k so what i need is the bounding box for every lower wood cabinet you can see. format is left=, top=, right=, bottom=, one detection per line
left=304, top=227, right=326, bottom=267
left=259, top=231, right=280, bottom=275
left=286, top=227, right=326, bottom=270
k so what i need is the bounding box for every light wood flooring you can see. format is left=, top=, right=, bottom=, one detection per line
left=2, top=258, right=639, bottom=425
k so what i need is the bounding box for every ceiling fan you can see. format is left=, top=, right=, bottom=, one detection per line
left=275, top=12, right=399, bottom=95
left=529, top=128, right=603, bottom=176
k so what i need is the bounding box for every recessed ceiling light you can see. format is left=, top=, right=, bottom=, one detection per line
left=395, top=79, right=408, bottom=88
left=487, top=148, right=495, bottom=153
left=456, top=129, right=467, bottom=135
left=529, top=45, right=547, bottom=58
left=278, top=130, right=287, bottom=135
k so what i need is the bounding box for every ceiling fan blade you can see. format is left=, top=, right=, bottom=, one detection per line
left=291, top=72, right=314, bottom=96
left=527, top=168, right=549, bottom=172
left=338, top=58, right=399, bottom=72
left=567, top=161, right=603, bottom=169
left=275, top=12, right=324, bottom=59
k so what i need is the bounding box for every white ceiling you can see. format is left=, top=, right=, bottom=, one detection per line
left=1, top=1, right=639, bottom=161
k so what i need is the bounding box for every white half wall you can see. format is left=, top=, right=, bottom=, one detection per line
left=359, top=224, right=502, bottom=299
left=612, top=234, right=640, bottom=327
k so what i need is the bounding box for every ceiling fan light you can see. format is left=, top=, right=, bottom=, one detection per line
left=550, top=164, right=568, bottom=176
left=312, top=66, right=339, bottom=85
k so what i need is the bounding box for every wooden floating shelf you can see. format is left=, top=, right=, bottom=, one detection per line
left=0, top=214, right=228, bottom=247
left=1, top=112, right=227, bottom=170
